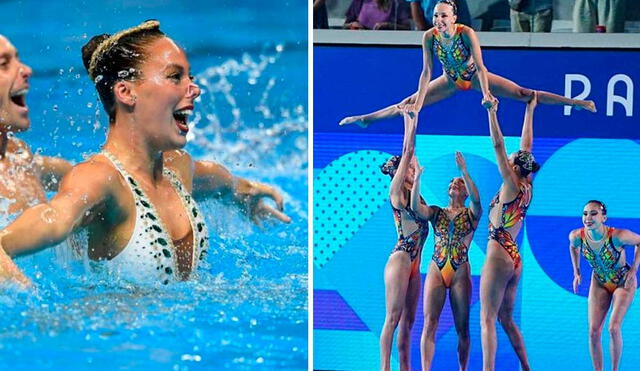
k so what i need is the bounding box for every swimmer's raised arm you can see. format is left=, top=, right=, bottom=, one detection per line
left=456, top=151, right=481, bottom=221
left=487, top=102, right=518, bottom=193
left=410, top=159, right=434, bottom=221
left=406, top=31, right=434, bottom=113
left=390, top=112, right=417, bottom=208
left=0, top=161, right=110, bottom=257
left=520, top=92, right=537, bottom=152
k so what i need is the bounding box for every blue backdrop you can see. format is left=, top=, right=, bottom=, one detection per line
left=313, top=44, right=640, bottom=370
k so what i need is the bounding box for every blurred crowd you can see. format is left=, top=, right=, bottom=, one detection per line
left=313, top=0, right=638, bottom=33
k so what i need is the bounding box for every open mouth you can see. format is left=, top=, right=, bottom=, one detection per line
left=173, top=107, right=192, bottom=134
left=10, top=88, right=28, bottom=111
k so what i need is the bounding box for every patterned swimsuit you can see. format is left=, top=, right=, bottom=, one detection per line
left=391, top=202, right=429, bottom=263
left=488, top=184, right=532, bottom=268
left=432, top=24, right=477, bottom=90
left=432, top=207, right=476, bottom=287
left=580, top=227, right=630, bottom=293
left=100, top=151, right=209, bottom=284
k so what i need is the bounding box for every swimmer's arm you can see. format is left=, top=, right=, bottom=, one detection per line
left=36, top=155, right=73, bottom=192
left=0, top=162, right=108, bottom=257
left=193, top=161, right=291, bottom=224
left=456, top=152, right=482, bottom=221
left=411, top=2, right=428, bottom=31
left=520, top=93, right=537, bottom=152
left=569, top=230, right=582, bottom=292
left=487, top=106, right=519, bottom=193
left=614, top=229, right=640, bottom=267
left=411, top=31, right=434, bottom=112
left=462, top=27, right=493, bottom=102
left=390, top=112, right=417, bottom=209
left=410, top=162, right=433, bottom=220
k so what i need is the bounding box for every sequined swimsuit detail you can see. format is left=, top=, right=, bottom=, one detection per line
left=432, top=24, right=477, bottom=90
left=432, top=207, right=476, bottom=287
left=580, top=227, right=630, bottom=293
left=391, top=202, right=429, bottom=262
left=101, top=151, right=209, bottom=284
left=488, top=184, right=532, bottom=268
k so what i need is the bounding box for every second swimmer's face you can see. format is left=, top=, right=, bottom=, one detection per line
left=129, top=37, right=201, bottom=150
left=433, top=3, right=457, bottom=32
left=448, top=177, right=467, bottom=199
left=582, top=203, right=607, bottom=230
left=0, top=35, right=32, bottom=132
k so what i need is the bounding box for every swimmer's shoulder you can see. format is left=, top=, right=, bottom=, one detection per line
left=61, top=154, right=123, bottom=194
left=568, top=228, right=583, bottom=246
left=163, top=149, right=195, bottom=187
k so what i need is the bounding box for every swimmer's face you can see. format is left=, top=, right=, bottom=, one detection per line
left=448, top=177, right=467, bottom=199
left=582, top=202, right=607, bottom=230
left=0, top=35, right=32, bottom=132
left=433, top=3, right=457, bottom=33
left=125, top=37, right=200, bottom=150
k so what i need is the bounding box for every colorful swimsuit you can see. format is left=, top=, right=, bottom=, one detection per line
left=488, top=184, right=532, bottom=269
left=432, top=24, right=477, bottom=91
left=580, top=227, right=630, bottom=294
left=431, top=207, right=476, bottom=287
left=99, top=151, right=209, bottom=285
left=391, top=202, right=429, bottom=262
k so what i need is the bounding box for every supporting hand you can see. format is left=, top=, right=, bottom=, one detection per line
left=573, top=273, right=581, bottom=294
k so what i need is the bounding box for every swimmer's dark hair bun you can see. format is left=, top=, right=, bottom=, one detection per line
left=531, top=162, right=541, bottom=173
left=81, top=34, right=110, bottom=73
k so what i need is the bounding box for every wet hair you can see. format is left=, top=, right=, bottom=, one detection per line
left=81, top=20, right=165, bottom=123
left=585, top=200, right=607, bottom=215
left=436, top=0, right=458, bottom=15
left=380, top=155, right=401, bottom=179
left=513, top=150, right=541, bottom=177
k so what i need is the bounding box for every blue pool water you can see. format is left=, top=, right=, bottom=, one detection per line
left=0, top=1, right=307, bottom=370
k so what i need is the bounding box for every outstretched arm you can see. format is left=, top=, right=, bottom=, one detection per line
left=487, top=103, right=518, bottom=192
left=520, top=91, right=537, bottom=152
left=389, top=112, right=418, bottom=209
left=193, top=160, right=291, bottom=225
left=410, top=159, right=434, bottom=220
left=568, top=230, right=582, bottom=294
left=462, top=26, right=495, bottom=108
left=456, top=151, right=481, bottom=222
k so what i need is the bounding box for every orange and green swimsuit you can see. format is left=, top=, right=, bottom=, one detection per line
left=432, top=24, right=477, bottom=91
left=488, top=184, right=532, bottom=269
left=431, top=207, right=476, bottom=287
left=580, top=227, right=630, bottom=294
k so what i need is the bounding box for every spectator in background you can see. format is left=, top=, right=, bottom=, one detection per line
left=314, top=0, right=329, bottom=29
left=509, top=0, right=553, bottom=32
left=407, top=0, right=471, bottom=30
left=344, top=0, right=411, bottom=30
left=573, top=0, right=626, bottom=32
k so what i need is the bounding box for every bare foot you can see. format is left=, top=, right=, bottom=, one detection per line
left=338, top=115, right=369, bottom=128
left=575, top=100, right=596, bottom=112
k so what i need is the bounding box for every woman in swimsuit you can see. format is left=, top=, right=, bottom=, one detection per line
left=339, top=0, right=595, bottom=127
left=0, top=21, right=289, bottom=285
left=379, top=111, right=428, bottom=371
left=480, top=94, right=540, bottom=371
left=409, top=151, right=481, bottom=371
left=569, top=200, right=640, bottom=371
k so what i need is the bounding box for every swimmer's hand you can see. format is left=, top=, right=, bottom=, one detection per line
left=455, top=151, right=467, bottom=173
left=397, top=103, right=419, bottom=117
left=485, top=98, right=499, bottom=112
left=482, top=94, right=498, bottom=110
left=526, top=91, right=538, bottom=111
left=237, top=181, right=292, bottom=226
left=0, top=240, right=32, bottom=288
left=572, top=273, right=581, bottom=294
left=624, top=268, right=637, bottom=290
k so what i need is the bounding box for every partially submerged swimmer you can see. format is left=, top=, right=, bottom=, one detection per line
left=0, top=21, right=291, bottom=286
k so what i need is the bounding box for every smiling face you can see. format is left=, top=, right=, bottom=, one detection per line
left=126, top=37, right=200, bottom=151
left=0, top=35, right=32, bottom=132
left=448, top=177, right=468, bottom=199
left=582, top=202, right=607, bottom=231
left=432, top=3, right=457, bottom=33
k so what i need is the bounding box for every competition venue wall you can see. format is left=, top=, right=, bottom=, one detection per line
left=313, top=42, right=640, bottom=370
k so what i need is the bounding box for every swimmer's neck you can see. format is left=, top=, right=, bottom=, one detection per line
left=586, top=225, right=607, bottom=242
left=103, top=126, right=165, bottom=186
left=448, top=196, right=465, bottom=209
